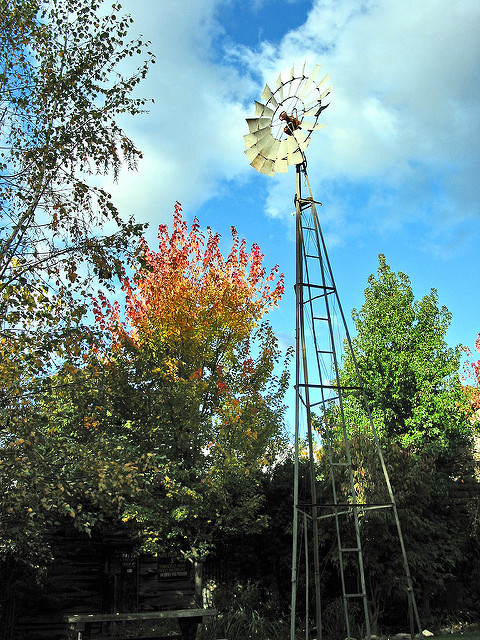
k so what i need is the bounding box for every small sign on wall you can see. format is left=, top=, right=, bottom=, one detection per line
left=157, top=558, right=189, bottom=579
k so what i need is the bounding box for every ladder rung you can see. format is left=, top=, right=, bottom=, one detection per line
left=299, top=282, right=336, bottom=295
left=309, top=400, right=327, bottom=409
left=340, top=548, right=360, bottom=553
left=331, top=462, right=349, bottom=466
left=299, top=282, right=327, bottom=290
left=297, top=394, right=339, bottom=409
left=345, top=593, right=367, bottom=599
left=297, top=383, right=361, bottom=391
left=313, top=316, right=328, bottom=321
left=304, top=395, right=339, bottom=404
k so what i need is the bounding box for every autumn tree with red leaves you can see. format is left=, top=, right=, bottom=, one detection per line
left=463, top=332, right=480, bottom=428
left=58, top=203, right=291, bottom=598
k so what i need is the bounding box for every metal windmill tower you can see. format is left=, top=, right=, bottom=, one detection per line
left=244, top=64, right=422, bottom=640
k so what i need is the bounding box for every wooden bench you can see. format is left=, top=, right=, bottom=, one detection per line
left=65, top=608, right=218, bottom=640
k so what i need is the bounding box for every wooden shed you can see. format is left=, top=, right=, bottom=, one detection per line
left=12, top=526, right=197, bottom=639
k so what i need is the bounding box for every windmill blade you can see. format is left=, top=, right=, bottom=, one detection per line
left=303, top=95, right=321, bottom=109
left=308, top=64, right=323, bottom=83
left=306, top=73, right=330, bottom=95
left=261, top=137, right=281, bottom=160
left=245, top=146, right=264, bottom=162
left=317, top=72, right=330, bottom=89
left=302, top=105, right=320, bottom=118
left=250, top=153, right=265, bottom=171
left=244, top=127, right=272, bottom=148
left=277, top=138, right=288, bottom=159
left=286, top=135, right=297, bottom=155
left=293, top=128, right=310, bottom=152
left=246, top=116, right=271, bottom=133
left=299, top=118, right=317, bottom=130
left=303, top=103, right=330, bottom=121
left=245, top=135, right=281, bottom=162
left=302, top=102, right=330, bottom=118
left=299, top=120, right=327, bottom=132
left=298, top=64, right=323, bottom=99
left=261, top=84, right=279, bottom=108
left=286, top=66, right=298, bottom=97
left=245, top=133, right=278, bottom=160
left=302, top=91, right=331, bottom=112
left=286, top=135, right=303, bottom=165
left=251, top=154, right=275, bottom=176
left=262, top=158, right=276, bottom=176
left=276, top=73, right=284, bottom=102
left=254, top=101, right=275, bottom=117
left=319, top=86, right=332, bottom=100
left=274, top=157, right=289, bottom=173
left=302, top=80, right=330, bottom=106
left=288, top=147, right=304, bottom=165
left=302, top=88, right=321, bottom=105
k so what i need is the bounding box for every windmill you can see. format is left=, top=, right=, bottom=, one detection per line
left=244, top=64, right=422, bottom=640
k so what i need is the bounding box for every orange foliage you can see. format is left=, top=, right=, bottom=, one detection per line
left=463, top=332, right=480, bottom=424
left=93, top=202, right=284, bottom=383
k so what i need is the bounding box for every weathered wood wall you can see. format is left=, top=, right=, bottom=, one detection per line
left=12, top=528, right=196, bottom=639
left=139, top=556, right=195, bottom=612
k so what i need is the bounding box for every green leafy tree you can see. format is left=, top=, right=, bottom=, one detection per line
left=0, top=0, right=153, bottom=396
left=333, top=255, right=475, bottom=624
left=341, top=254, right=470, bottom=458
left=0, top=0, right=153, bottom=591
left=1, top=0, right=153, bottom=289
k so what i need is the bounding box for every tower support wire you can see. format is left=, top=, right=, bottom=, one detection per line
left=290, top=161, right=422, bottom=640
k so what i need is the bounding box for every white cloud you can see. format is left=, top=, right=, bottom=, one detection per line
left=228, top=0, right=480, bottom=235
left=103, top=0, right=479, bottom=251
left=104, top=0, right=255, bottom=238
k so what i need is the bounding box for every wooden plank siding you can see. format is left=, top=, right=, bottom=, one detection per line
left=12, top=528, right=203, bottom=639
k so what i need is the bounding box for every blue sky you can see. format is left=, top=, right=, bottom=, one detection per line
left=103, top=0, right=480, bottom=429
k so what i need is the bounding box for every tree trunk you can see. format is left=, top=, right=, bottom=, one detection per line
left=194, top=559, right=203, bottom=607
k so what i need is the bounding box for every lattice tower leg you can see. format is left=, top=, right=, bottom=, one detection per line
left=290, top=162, right=422, bottom=640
